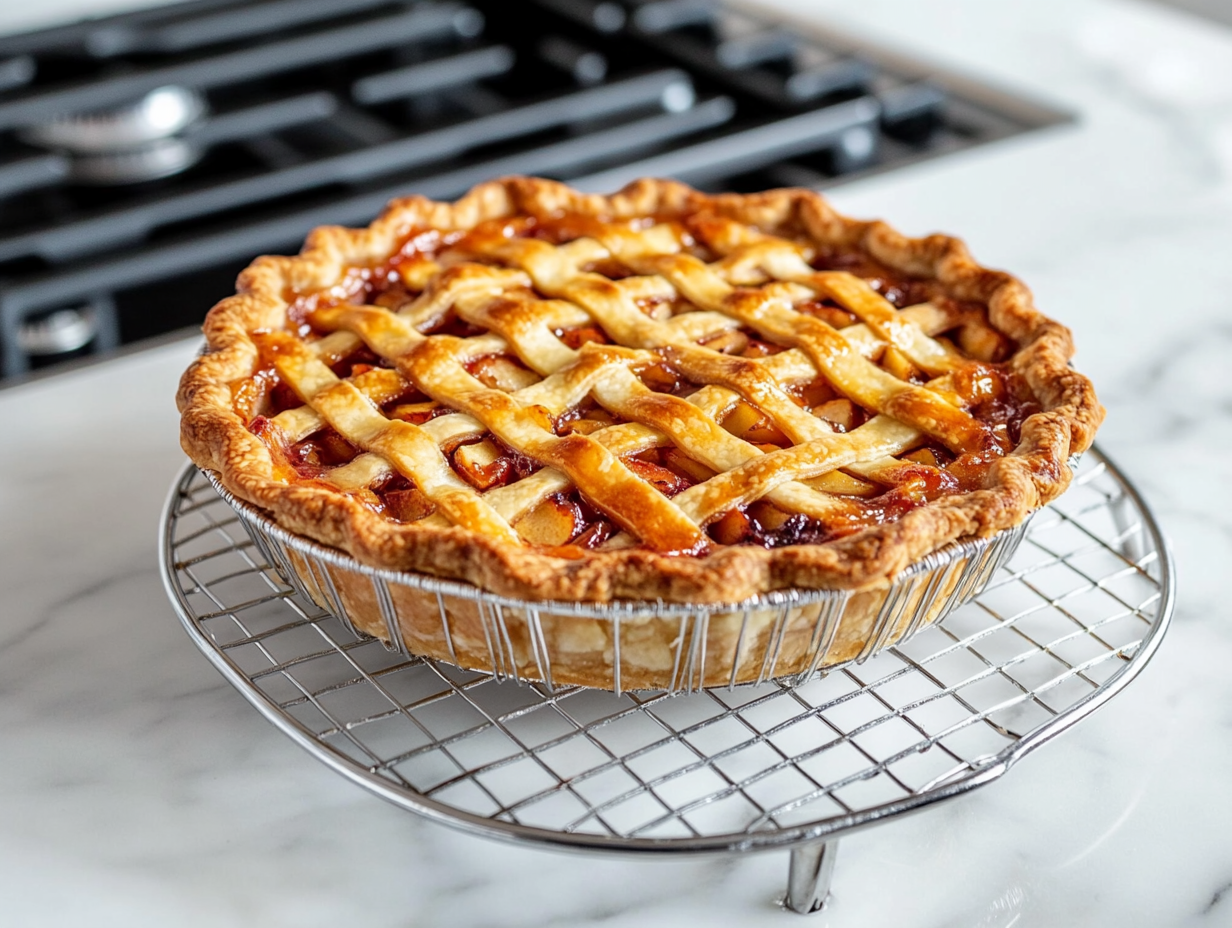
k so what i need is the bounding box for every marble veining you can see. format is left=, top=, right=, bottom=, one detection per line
left=2, top=1, right=1231, bottom=924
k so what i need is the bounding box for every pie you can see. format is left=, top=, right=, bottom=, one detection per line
left=178, top=177, right=1101, bottom=685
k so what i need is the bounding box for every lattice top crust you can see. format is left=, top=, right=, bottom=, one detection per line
left=178, top=178, right=1102, bottom=602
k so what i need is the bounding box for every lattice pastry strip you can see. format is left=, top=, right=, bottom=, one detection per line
left=302, top=292, right=829, bottom=548
left=468, top=221, right=987, bottom=455
left=266, top=245, right=975, bottom=557
left=444, top=222, right=978, bottom=491
left=272, top=297, right=944, bottom=494
left=699, top=217, right=963, bottom=377
left=267, top=285, right=718, bottom=549
left=636, top=255, right=988, bottom=451
left=263, top=333, right=519, bottom=543
left=255, top=222, right=996, bottom=555
left=296, top=275, right=764, bottom=516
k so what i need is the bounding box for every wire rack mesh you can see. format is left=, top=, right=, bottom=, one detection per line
left=160, top=447, right=1171, bottom=908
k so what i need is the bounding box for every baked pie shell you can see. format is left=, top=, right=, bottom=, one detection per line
left=215, top=479, right=1016, bottom=689
left=178, top=176, right=1102, bottom=606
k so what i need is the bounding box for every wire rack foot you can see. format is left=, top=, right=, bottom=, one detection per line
left=786, top=840, right=839, bottom=914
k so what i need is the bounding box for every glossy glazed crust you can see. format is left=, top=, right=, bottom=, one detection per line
left=178, top=177, right=1103, bottom=603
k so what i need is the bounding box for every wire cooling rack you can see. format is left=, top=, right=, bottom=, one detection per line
left=203, top=462, right=1032, bottom=696
left=160, top=447, right=1172, bottom=914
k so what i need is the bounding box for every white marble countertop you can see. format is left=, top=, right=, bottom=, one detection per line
left=2, top=0, right=1231, bottom=924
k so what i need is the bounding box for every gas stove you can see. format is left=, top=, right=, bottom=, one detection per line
left=0, top=0, right=1067, bottom=379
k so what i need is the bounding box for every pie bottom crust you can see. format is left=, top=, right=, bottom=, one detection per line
left=267, top=525, right=1002, bottom=690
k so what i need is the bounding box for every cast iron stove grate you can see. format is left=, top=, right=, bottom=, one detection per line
left=0, top=0, right=1068, bottom=377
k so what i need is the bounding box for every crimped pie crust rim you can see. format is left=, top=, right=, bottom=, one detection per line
left=177, top=176, right=1103, bottom=603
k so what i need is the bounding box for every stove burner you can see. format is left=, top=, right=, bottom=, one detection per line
left=19, top=85, right=206, bottom=152
left=19, top=85, right=207, bottom=184
left=17, top=306, right=96, bottom=357
left=69, top=136, right=202, bottom=185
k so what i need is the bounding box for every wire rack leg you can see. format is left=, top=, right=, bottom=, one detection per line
left=785, top=840, right=839, bottom=915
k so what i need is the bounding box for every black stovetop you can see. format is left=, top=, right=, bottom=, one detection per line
left=0, top=0, right=1067, bottom=379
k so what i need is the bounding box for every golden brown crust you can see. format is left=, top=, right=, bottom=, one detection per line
left=179, top=177, right=1103, bottom=603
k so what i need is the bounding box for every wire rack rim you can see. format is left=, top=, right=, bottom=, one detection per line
left=159, top=445, right=1174, bottom=855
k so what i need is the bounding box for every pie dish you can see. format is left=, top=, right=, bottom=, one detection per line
left=177, top=176, right=1101, bottom=686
